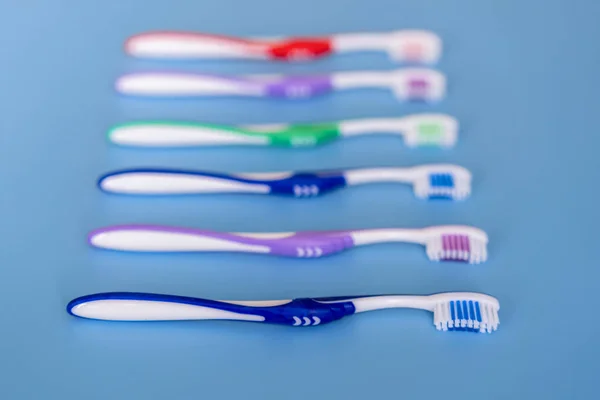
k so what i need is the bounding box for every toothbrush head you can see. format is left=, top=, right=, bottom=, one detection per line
left=424, top=225, right=488, bottom=264
left=403, top=114, right=458, bottom=148
left=412, top=164, right=471, bottom=200
left=387, top=30, right=442, bottom=64
left=431, top=292, right=499, bottom=333
left=391, top=68, right=446, bottom=102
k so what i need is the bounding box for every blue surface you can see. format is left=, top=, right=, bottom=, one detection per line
left=1, top=1, right=599, bottom=398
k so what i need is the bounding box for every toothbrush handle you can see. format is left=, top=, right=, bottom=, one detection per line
left=116, top=73, right=335, bottom=98
left=88, top=225, right=356, bottom=257
left=68, top=293, right=357, bottom=325
left=97, top=169, right=348, bottom=196
left=125, top=32, right=268, bottom=59
left=124, top=31, right=440, bottom=63
left=125, top=32, right=333, bottom=60
left=116, top=73, right=266, bottom=97
left=108, top=122, right=341, bottom=148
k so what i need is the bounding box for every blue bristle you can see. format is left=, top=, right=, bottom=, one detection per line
left=475, top=301, right=482, bottom=323
left=429, top=173, right=454, bottom=188
left=454, top=301, right=463, bottom=331
left=445, top=300, right=484, bottom=333
left=468, top=301, right=476, bottom=331
left=462, top=301, right=474, bottom=331
left=449, top=301, right=456, bottom=331
left=428, top=194, right=453, bottom=200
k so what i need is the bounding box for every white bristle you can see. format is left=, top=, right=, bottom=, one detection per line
left=483, top=305, right=492, bottom=333
left=434, top=303, right=441, bottom=330
left=439, top=304, right=446, bottom=330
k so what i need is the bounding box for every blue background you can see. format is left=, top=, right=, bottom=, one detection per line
left=1, top=1, right=598, bottom=398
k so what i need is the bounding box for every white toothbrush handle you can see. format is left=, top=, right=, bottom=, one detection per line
left=98, top=170, right=274, bottom=195
left=126, top=32, right=265, bottom=59
left=67, top=293, right=357, bottom=325
left=69, top=298, right=271, bottom=321
left=109, top=123, right=268, bottom=147
left=115, top=73, right=265, bottom=97
left=88, top=226, right=275, bottom=253
left=97, top=169, right=350, bottom=196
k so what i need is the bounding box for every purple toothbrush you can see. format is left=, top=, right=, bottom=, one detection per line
left=88, top=224, right=488, bottom=264
left=115, top=68, right=446, bottom=102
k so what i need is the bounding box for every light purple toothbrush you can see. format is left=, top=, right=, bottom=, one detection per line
left=88, top=224, right=488, bottom=264
left=115, top=68, right=446, bottom=101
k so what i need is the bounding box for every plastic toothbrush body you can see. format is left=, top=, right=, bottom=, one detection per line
left=115, top=68, right=445, bottom=101
left=108, top=114, right=458, bottom=148
left=88, top=225, right=488, bottom=264
left=67, top=292, right=499, bottom=333
left=97, top=164, right=472, bottom=200
left=125, top=30, right=442, bottom=63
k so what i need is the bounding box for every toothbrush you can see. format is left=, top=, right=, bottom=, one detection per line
left=67, top=292, right=499, bottom=333
left=97, top=164, right=472, bottom=201
left=88, top=224, right=489, bottom=263
left=125, top=30, right=441, bottom=63
left=115, top=68, right=445, bottom=101
left=108, top=114, right=458, bottom=148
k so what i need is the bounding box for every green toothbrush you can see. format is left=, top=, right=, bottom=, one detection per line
left=108, top=114, right=457, bottom=149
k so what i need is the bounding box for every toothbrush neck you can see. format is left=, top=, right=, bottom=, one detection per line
left=331, top=70, right=392, bottom=90
left=331, top=32, right=392, bottom=52
left=327, top=295, right=432, bottom=313
left=338, top=118, right=410, bottom=137
left=343, top=168, right=416, bottom=185
left=349, top=228, right=426, bottom=246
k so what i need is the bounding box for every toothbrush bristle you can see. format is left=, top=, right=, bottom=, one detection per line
left=414, top=172, right=470, bottom=200
left=426, top=233, right=487, bottom=264
left=417, top=122, right=444, bottom=144
left=434, top=300, right=499, bottom=333
left=429, top=173, right=454, bottom=200
left=442, top=234, right=470, bottom=261
left=407, top=78, right=430, bottom=99
left=429, top=173, right=454, bottom=187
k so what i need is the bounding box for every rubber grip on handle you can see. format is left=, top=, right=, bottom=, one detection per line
left=266, top=172, right=347, bottom=196
left=266, top=38, right=333, bottom=60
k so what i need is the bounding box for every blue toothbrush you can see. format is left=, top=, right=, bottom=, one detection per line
left=68, top=292, right=500, bottom=333
left=98, top=164, right=472, bottom=200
